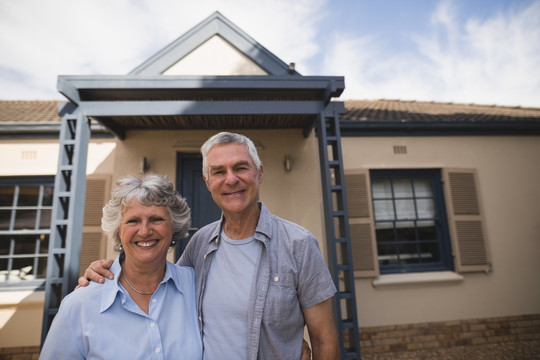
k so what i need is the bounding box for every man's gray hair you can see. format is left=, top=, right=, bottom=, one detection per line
left=101, top=174, right=191, bottom=252
left=200, top=132, right=262, bottom=178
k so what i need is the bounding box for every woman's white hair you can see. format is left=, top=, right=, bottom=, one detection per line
left=101, top=174, right=191, bottom=252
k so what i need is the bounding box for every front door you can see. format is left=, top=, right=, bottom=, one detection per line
left=175, top=153, right=222, bottom=261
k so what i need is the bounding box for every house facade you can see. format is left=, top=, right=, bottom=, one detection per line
left=1, top=12, right=539, bottom=359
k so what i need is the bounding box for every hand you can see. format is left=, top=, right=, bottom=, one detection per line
left=76, top=259, right=114, bottom=289
left=301, top=338, right=312, bottom=360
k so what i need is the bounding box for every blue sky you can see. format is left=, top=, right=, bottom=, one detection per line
left=1, top=0, right=539, bottom=107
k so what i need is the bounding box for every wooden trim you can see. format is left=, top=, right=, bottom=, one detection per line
left=345, top=169, right=379, bottom=277
left=443, top=168, right=491, bottom=273
left=80, top=174, right=111, bottom=277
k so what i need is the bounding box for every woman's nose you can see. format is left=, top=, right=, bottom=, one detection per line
left=138, top=221, right=153, bottom=236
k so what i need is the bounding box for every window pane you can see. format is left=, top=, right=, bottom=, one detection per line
left=14, top=210, right=37, bottom=230
left=418, top=221, right=437, bottom=241
left=395, top=199, right=415, bottom=219
left=18, top=186, right=41, bottom=206
left=413, top=178, right=433, bottom=197
left=37, top=257, right=47, bottom=279
left=0, top=186, right=14, bottom=206
left=419, top=242, right=441, bottom=263
left=377, top=243, right=399, bottom=265
left=416, top=198, right=435, bottom=219
left=42, top=186, right=54, bottom=206
left=396, top=222, right=416, bottom=241
left=39, top=234, right=49, bottom=254
left=14, top=235, right=38, bottom=254
left=39, top=209, right=52, bottom=229
left=373, top=200, right=394, bottom=220
left=375, top=227, right=395, bottom=242
left=372, top=179, right=392, bottom=199
left=0, top=237, right=10, bottom=256
left=398, top=244, right=420, bottom=264
left=0, top=210, right=11, bottom=230
left=393, top=179, right=413, bottom=197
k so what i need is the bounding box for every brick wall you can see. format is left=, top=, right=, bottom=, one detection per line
left=359, top=313, right=540, bottom=358
left=0, top=346, right=39, bottom=360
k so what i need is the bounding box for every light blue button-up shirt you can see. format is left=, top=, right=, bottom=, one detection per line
left=40, top=257, right=202, bottom=360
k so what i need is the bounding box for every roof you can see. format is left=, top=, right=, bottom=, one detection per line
left=129, top=11, right=298, bottom=76
left=0, top=100, right=61, bottom=123
left=1, top=99, right=540, bottom=137
left=340, top=100, right=540, bottom=136
left=343, top=100, right=540, bottom=121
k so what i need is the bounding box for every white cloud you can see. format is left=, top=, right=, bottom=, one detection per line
left=0, top=0, right=325, bottom=100
left=324, top=0, right=540, bottom=107
left=1, top=0, right=539, bottom=107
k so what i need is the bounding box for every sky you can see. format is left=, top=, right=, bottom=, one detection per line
left=1, top=0, right=539, bottom=108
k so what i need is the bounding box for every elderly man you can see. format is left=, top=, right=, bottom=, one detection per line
left=80, top=132, right=339, bottom=359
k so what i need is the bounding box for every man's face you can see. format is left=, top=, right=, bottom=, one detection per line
left=204, top=143, right=263, bottom=217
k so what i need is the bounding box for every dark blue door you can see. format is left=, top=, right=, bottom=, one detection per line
left=175, top=153, right=222, bottom=261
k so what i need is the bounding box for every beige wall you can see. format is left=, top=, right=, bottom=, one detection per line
left=105, top=129, right=327, bottom=259
left=6, top=130, right=538, bottom=347
left=0, top=137, right=116, bottom=348
left=341, top=135, right=540, bottom=327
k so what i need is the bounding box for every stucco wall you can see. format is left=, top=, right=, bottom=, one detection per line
left=105, top=129, right=326, bottom=259
left=0, top=137, right=116, bottom=347
left=341, top=135, right=540, bottom=327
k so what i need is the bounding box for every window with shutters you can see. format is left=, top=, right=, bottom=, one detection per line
left=370, top=169, right=453, bottom=274
left=0, top=175, right=110, bottom=286
left=0, top=176, right=54, bottom=286
left=345, top=168, right=490, bottom=277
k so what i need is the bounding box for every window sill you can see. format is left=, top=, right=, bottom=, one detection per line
left=372, top=271, right=464, bottom=287
left=0, top=288, right=45, bottom=305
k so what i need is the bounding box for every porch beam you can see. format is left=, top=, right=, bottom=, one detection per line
left=77, top=100, right=327, bottom=116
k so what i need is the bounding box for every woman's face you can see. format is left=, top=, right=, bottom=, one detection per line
left=119, top=199, right=173, bottom=269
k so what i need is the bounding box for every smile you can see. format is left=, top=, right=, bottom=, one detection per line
left=224, top=190, right=245, bottom=196
left=136, top=240, right=158, bottom=247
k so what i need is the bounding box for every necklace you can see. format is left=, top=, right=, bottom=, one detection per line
left=121, top=272, right=155, bottom=295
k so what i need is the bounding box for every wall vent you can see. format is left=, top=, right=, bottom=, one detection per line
left=393, top=145, right=407, bottom=155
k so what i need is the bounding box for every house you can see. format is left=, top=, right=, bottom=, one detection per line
left=1, top=11, right=539, bottom=359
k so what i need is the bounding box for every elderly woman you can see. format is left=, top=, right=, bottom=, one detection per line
left=40, top=174, right=202, bottom=360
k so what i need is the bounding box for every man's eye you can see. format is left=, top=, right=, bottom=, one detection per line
left=126, top=219, right=138, bottom=224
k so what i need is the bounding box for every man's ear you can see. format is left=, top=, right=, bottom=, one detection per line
left=203, top=175, right=211, bottom=191
left=258, top=164, right=264, bottom=184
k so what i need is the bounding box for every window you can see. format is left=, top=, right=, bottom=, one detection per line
left=370, top=169, right=452, bottom=274
left=0, top=177, right=54, bottom=285
left=345, top=168, right=490, bottom=278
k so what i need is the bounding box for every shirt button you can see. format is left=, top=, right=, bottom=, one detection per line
left=152, top=299, right=157, bottom=303
left=155, top=348, right=161, bottom=354
left=204, top=254, right=207, bottom=259
left=274, top=276, right=279, bottom=282
left=199, top=316, right=202, bottom=322
left=150, top=322, right=156, bottom=328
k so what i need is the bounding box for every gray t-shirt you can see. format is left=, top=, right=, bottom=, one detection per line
left=201, top=231, right=261, bottom=360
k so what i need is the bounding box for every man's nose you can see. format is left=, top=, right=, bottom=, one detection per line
left=224, top=170, right=239, bottom=184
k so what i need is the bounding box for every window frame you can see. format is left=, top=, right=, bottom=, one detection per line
left=370, top=169, right=454, bottom=274
left=0, top=176, right=54, bottom=287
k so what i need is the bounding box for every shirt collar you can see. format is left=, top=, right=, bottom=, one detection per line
left=100, top=256, right=183, bottom=313
left=209, top=202, right=273, bottom=244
